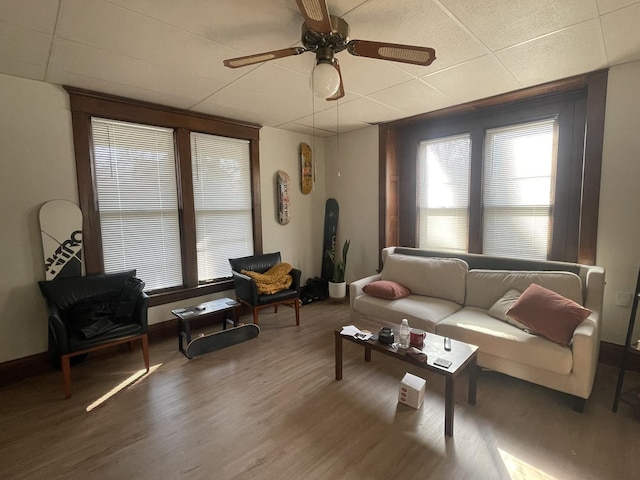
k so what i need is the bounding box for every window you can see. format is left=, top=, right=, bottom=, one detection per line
left=382, top=70, right=607, bottom=264
left=67, top=88, right=262, bottom=305
left=417, top=134, right=470, bottom=253
left=92, top=118, right=183, bottom=291
left=483, top=119, right=556, bottom=259
left=191, top=133, right=254, bottom=282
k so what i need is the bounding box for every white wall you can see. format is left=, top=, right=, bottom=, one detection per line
left=259, top=127, right=326, bottom=282
left=597, top=60, right=640, bottom=344
left=0, top=74, right=77, bottom=362
left=324, top=127, right=380, bottom=283
left=0, top=74, right=327, bottom=362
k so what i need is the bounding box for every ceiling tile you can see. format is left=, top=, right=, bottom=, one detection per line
left=333, top=54, right=416, bottom=96
left=496, top=19, right=608, bottom=87
left=0, top=21, right=51, bottom=80
left=440, top=0, right=600, bottom=51
left=294, top=99, right=390, bottom=133
left=277, top=122, right=336, bottom=137
left=47, top=39, right=223, bottom=108
left=596, top=0, right=640, bottom=14
left=105, top=0, right=302, bottom=53
left=0, top=0, right=59, bottom=33
left=57, top=0, right=246, bottom=83
left=370, top=79, right=456, bottom=116
left=601, top=3, right=640, bottom=64
left=422, top=55, right=522, bottom=104
left=344, top=0, right=488, bottom=76
left=194, top=69, right=317, bottom=127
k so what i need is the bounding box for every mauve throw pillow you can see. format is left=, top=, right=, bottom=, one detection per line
left=506, top=283, right=591, bottom=346
left=363, top=280, right=411, bottom=299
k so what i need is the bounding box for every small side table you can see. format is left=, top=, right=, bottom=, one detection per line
left=172, top=297, right=240, bottom=358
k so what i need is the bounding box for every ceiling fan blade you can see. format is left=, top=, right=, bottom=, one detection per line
left=326, top=60, right=344, bottom=101
left=295, top=0, right=332, bottom=34
left=347, top=40, right=436, bottom=66
left=223, top=47, right=306, bottom=68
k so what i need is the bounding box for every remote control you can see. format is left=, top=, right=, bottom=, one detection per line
left=444, top=337, right=451, bottom=351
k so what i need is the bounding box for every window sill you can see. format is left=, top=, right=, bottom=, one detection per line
left=147, top=280, right=235, bottom=307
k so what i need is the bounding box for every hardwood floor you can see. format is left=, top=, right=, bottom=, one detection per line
left=1, top=301, right=639, bottom=480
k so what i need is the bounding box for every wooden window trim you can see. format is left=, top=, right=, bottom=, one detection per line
left=65, top=87, right=263, bottom=306
left=379, top=70, right=607, bottom=265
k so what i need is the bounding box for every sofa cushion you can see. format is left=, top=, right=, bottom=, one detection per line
left=352, top=294, right=462, bottom=333
left=363, top=280, right=411, bottom=299
left=465, top=269, right=584, bottom=310
left=381, top=254, right=468, bottom=304
left=487, top=289, right=528, bottom=330
left=507, top=283, right=592, bottom=346
left=437, top=307, right=573, bottom=375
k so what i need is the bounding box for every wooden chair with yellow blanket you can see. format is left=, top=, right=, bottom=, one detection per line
left=229, top=252, right=301, bottom=325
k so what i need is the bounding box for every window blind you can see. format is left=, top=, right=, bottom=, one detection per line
left=417, top=134, right=470, bottom=252
left=191, top=132, right=254, bottom=282
left=91, top=118, right=183, bottom=290
left=483, top=118, right=557, bottom=260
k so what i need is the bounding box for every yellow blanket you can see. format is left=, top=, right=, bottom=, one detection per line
left=242, top=262, right=293, bottom=295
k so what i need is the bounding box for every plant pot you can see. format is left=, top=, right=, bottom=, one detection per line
left=328, top=281, right=347, bottom=300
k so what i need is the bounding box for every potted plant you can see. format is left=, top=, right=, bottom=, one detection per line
left=327, top=239, right=350, bottom=300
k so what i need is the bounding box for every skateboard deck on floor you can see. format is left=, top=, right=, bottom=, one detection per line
left=183, top=324, right=260, bottom=359
left=39, top=199, right=83, bottom=280
left=321, top=198, right=339, bottom=281
left=300, top=142, right=313, bottom=194
left=277, top=170, right=291, bottom=225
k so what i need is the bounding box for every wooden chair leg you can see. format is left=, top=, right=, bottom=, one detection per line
left=294, top=299, right=300, bottom=326
left=253, top=307, right=260, bottom=325
left=61, top=354, right=72, bottom=399
left=141, top=334, right=150, bottom=372
left=274, top=305, right=278, bottom=313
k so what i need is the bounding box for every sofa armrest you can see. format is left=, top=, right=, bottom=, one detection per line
left=349, top=273, right=383, bottom=309
left=583, top=266, right=605, bottom=327
left=571, top=311, right=600, bottom=398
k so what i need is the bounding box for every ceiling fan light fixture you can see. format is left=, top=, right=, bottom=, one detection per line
left=311, top=61, right=340, bottom=99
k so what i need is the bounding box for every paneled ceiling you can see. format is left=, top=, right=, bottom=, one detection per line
left=1, top=0, right=639, bottom=136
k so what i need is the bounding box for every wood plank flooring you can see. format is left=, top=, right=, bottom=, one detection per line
left=1, top=301, right=639, bottom=480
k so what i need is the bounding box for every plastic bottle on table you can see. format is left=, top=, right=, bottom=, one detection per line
left=399, top=318, right=410, bottom=349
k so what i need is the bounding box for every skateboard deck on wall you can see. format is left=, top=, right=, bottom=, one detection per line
left=39, top=200, right=83, bottom=280
left=277, top=170, right=291, bottom=225
left=300, top=142, right=313, bottom=194
left=184, top=324, right=260, bottom=359
left=321, top=198, right=339, bottom=281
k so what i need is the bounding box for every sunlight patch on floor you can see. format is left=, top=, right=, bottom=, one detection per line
left=86, top=363, right=162, bottom=412
left=499, top=447, right=558, bottom=480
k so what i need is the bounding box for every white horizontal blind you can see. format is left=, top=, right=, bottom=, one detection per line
left=191, top=132, right=254, bottom=282
left=417, top=134, right=470, bottom=252
left=91, top=118, right=183, bottom=290
left=483, top=118, right=557, bottom=260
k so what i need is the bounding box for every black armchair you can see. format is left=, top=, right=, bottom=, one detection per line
left=229, top=252, right=301, bottom=326
left=38, top=270, right=149, bottom=398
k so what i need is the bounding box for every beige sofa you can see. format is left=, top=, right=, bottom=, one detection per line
left=350, top=247, right=605, bottom=411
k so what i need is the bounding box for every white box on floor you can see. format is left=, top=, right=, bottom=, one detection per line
left=398, top=372, right=426, bottom=409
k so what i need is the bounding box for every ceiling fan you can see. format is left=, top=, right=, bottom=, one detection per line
left=223, top=0, right=436, bottom=101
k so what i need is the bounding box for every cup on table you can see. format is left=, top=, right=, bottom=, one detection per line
left=410, top=328, right=426, bottom=347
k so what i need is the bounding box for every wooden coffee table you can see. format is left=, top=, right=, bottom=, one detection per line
left=334, top=326, right=478, bottom=437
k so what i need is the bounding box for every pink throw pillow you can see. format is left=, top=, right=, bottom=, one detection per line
left=363, top=280, right=411, bottom=300
left=507, top=283, right=591, bottom=346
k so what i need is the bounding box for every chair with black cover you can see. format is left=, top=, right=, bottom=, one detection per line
left=229, top=252, right=301, bottom=326
left=38, top=270, right=149, bottom=398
